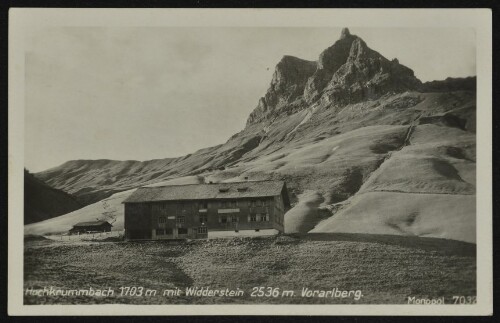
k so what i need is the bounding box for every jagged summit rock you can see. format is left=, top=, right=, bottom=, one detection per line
left=246, top=55, right=316, bottom=125
left=246, top=28, right=422, bottom=125
left=340, top=27, right=351, bottom=39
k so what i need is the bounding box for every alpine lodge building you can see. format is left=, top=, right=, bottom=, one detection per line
left=122, top=180, right=290, bottom=240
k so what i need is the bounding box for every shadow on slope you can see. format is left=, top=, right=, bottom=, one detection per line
left=24, top=169, right=82, bottom=224
left=284, top=191, right=325, bottom=233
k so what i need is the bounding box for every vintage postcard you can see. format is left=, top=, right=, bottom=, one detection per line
left=8, top=8, right=492, bottom=315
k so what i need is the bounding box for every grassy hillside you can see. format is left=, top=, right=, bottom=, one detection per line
left=24, top=235, right=476, bottom=305
left=311, top=192, right=476, bottom=243
left=24, top=170, right=82, bottom=224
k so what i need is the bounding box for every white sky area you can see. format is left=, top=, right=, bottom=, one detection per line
left=25, top=27, right=475, bottom=172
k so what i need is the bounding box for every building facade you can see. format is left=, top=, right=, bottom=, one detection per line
left=122, top=180, right=290, bottom=240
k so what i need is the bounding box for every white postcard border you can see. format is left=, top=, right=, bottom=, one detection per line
left=8, top=8, right=493, bottom=316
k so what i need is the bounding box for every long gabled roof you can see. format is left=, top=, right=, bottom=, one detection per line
left=72, top=221, right=112, bottom=227
left=123, top=180, right=286, bottom=203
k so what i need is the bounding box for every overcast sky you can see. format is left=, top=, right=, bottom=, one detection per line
left=25, top=27, right=475, bottom=172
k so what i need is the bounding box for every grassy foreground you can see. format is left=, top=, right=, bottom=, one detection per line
left=24, top=234, right=476, bottom=304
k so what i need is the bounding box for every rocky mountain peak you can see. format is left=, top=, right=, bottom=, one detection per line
left=340, top=27, right=351, bottom=39
left=246, top=28, right=422, bottom=125
left=246, top=55, right=316, bottom=125
left=317, top=30, right=356, bottom=72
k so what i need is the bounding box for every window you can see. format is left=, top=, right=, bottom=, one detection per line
left=265, top=199, right=271, bottom=206
left=256, top=200, right=262, bottom=207
left=231, top=215, right=239, bottom=223
left=176, top=216, right=185, bottom=224
left=259, top=214, right=269, bottom=222
left=231, top=200, right=237, bottom=208
left=249, top=214, right=257, bottom=222
left=222, top=201, right=236, bottom=208
left=197, top=227, right=207, bottom=234
left=156, top=229, right=165, bottom=235
left=158, top=217, right=166, bottom=224
left=220, top=216, right=228, bottom=223
left=165, top=228, right=173, bottom=235
left=200, top=201, right=208, bottom=209
left=250, top=200, right=256, bottom=207
left=199, top=215, right=208, bottom=223
left=178, top=228, right=188, bottom=235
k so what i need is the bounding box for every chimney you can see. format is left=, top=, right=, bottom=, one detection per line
left=244, top=176, right=249, bottom=181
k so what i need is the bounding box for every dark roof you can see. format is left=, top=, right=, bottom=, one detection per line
left=123, top=180, right=286, bottom=203
left=72, top=221, right=112, bottom=227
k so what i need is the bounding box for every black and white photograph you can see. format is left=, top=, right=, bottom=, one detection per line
left=8, top=8, right=492, bottom=316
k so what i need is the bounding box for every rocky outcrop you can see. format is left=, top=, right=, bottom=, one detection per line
left=303, top=27, right=360, bottom=103
left=318, top=38, right=421, bottom=105
left=247, top=28, right=422, bottom=125
left=246, top=56, right=316, bottom=124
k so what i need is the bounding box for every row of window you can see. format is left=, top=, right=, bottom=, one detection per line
left=153, top=199, right=272, bottom=211
left=155, top=227, right=207, bottom=236
left=218, top=214, right=269, bottom=223
left=155, top=227, right=270, bottom=236
left=249, top=214, right=269, bottom=222
left=218, top=200, right=272, bottom=208
left=220, top=215, right=239, bottom=223
left=158, top=216, right=185, bottom=224
left=157, top=214, right=270, bottom=224
left=156, top=228, right=266, bottom=235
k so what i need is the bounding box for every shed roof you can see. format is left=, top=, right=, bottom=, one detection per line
left=123, top=180, right=286, bottom=203
left=72, top=221, right=112, bottom=227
